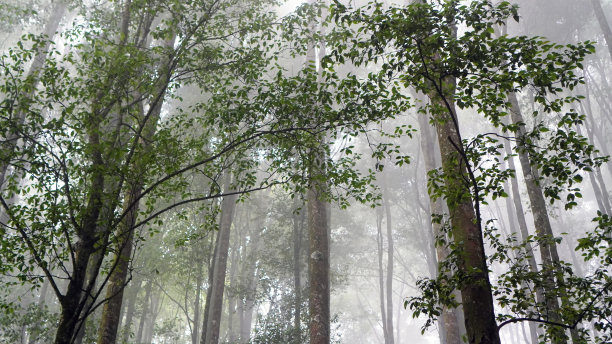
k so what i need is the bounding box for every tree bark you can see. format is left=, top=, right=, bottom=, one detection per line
left=96, top=30, right=175, bottom=344
left=417, top=105, right=463, bottom=344
left=376, top=207, right=388, bottom=343
left=202, top=173, right=238, bottom=344
left=292, top=199, right=305, bottom=343
left=308, top=181, right=330, bottom=344
left=383, top=186, right=394, bottom=344
left=508, top=92, right=574, bottom=343
left=428, top=75, right=501, bottom=343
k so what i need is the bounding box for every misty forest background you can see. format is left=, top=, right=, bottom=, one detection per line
left=1, top=0, right=612, bottom=343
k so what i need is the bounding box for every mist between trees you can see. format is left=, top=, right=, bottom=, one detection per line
left=0, top=0, right=611, bottom=343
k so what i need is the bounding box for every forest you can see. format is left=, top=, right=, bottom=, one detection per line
left=0, top=0, right=611, bottom=343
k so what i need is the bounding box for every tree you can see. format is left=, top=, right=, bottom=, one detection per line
left=330, top=0, right=600, bottom=342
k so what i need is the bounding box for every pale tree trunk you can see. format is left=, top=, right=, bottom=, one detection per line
left=383, top=184, right=394, bottom=344
left=121, top=277, right=143, bottom=344
left=417, top=111, right=462, bottom=344
left=203, top=172, right=238, bottom=344
left=376, top=207, right=388, bottom=343
left=590, top=0, right=612, bottom=61
left=227, top=224, right=241, bottom=343
left=292, top=199, right=305, bottom=343
left=192, top=248, right=205, bottom=344
left=143, top=289, right=163, bottom=344
left=0, top=1, right=68, bottom=189
left=508, top=92, right=577, bottom=343
left=136, top=279, right=153, bottom=344
left=238, top=216, right=262, bottom=344
left=200, top=230, right=218, bottom=344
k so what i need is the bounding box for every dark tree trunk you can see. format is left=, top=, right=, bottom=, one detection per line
left=308, top=183, right=330, bottom=344
left=428, top=78, right=501, bottom=343
left=417, top=106, right=463, bottom=344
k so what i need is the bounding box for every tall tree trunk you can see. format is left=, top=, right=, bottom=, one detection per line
left=238, top=216, right=262, bottom=344
left=136, top=279, right=153, bottom=344
left=97, top=30, right=175, bottom=344
left=292, top=200, right=305, bottom=343
left=203, top=173, right=238, bottom=344
left=508, top=92, right=574, bottom=343
left=417, top=108, right=463, bottom=344
left=428, top=75, right=501, bottom=343
left=121, top=277, right=143, bottom=344
left=192, top=254, right=205, bottom=344
left=383, top=187, right=394, bottom=344
left=308, top=180, right=330, bottom=344
left=501, top=127, right=542, bottom=344
left=590, top=0, right=612, bottom=61
left=200, top=229, right=218, bottom=344
left=0, top=1, right=67, bottom=189
left=376, top=207, right=388, bottom=343
left=306, top=3, right=330, bottom=342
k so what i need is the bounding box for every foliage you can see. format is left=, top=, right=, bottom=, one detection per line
left=325, top=0, right=611, bottom=341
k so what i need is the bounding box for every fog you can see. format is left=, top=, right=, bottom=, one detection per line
left=0, top=0, right=610, bottom=343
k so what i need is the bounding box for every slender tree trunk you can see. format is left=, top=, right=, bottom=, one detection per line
left=508, top=92, right=575, bottom=343
left=136, top=279, right=153, bottom=344
left=227, top=233, right=240, bottom=343
left=203, top=173, right=238, bottom=344
left=200, top=230, right=218, bottom=344
left=0, top=1, right=67, bottom=189
left=192, top=257, right=205, bottom=344
left=292, top=200, right=305, bottom=343
left=121, top=277, right=143, bottom=344
left=376, top=207, right=388, bottom=343
left=502, top=135, right=542, bottom=344
left=383, top=187, right=394, bottom=344
left=238, top=217, right=261, bottom=344
left=590, top=0, right=612, bottom=61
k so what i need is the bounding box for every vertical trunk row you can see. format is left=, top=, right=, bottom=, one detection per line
left=0, top=1, right=68, bottom=189
left=501, top=140, right=540, bottom=344
left=120, top=277, right=143, bottom=344
left=97, top=29, right=176, bottom=344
